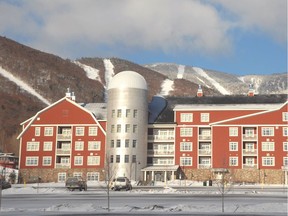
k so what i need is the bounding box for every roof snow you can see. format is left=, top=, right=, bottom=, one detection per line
left=0, top=66, right=50, bottom=105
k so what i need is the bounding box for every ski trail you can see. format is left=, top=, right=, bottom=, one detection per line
left=103, top=59, right=115, bottom=102
left=0, top=66, right=50, bottom=105
left=73, top=61, right=101, bottom=82
left=160, top=79, right=174, bottom=95
left=177, top=65, right=185, bottom=79
left=193, top=67, right=230, bottom=95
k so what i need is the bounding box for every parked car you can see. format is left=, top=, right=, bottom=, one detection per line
left=0, top=180, right=11, bottom=190
left=110, top=177, right=132, bottom=191
left=65, top=177, right=87, bottom=191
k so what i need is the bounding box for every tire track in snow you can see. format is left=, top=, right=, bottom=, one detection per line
left=0, top=66, right=50, bottom=105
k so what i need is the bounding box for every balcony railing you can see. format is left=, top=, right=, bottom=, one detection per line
left=55, top=163, right=70, bottom=169
left=242, top=134, right=257, bottom=140
left=198, top=135, right=211, bottom=140
left=243, top=149, right=257, bottom=155
left=57, top=134, right=72, bottom=140
left=56, top=148, right=71, bottom=155
left=243, top=164, right=257, bottom=169
left=198, top=164, right=211, bottom=169
left=198, top=149, right=211, bottom=155
left=147, top=150, right=174, bottom=156
left=148, top=135, right=174, bottom=142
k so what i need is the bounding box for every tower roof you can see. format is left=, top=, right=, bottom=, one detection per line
left=108, top=71, right=147, bottom=90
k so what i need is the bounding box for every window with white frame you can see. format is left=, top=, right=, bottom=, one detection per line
left=229, top=157, right=238, bottom=166
left=74, top=156, right=83, bottom=165
left=180, top=113, right=193, bottom=122
left=180, top=142, right=192, bottom=151
left=132, top=140, right=137, bottom=148
left=73, top=172, right=82, bottom=178
left=200, top=113, right=210, bottom=122
left=44, top=127, right=53, bottom=136
left=126, top=109, right=131, bottom=118
left=43, top=156, right=52, bottom=166
left=43, top=142, right=52, bottom=151
left=133, top=109, right=138, bottom=118
left=261, top=127, right=274, bottom=136
left=180, top=128, right=193, bottom=137
left=117, top=109, right=122, bottom=118
left=284, top=142, right=288, bottom=151
left=180, top=157, right=192, bottom=166
left=75, top=127, right=84, bottom=136
left=262, top=142, right=275, bottom=151
left=229, top=142, right=238, bottom=151
left=75, top=141, right=84, bottom=151
left=87, top=156, right=100, bottom=165
left=133, top=125, right=138, bottom=133
left=283, top=112, right=288, bottom=121
left=125, top=124, right=130, bottom=133
left=111, top=125, right=115, bottom=133
left=35, top=127, right=41, bottom=136
left=116, top=155, right=120, bottom=163
left=283, top=127, right=288, bottom=136
left=58, top=172, right=66, bottom=182
left=27, top=142, right=39, bottom=151
left=26, top=157, right=38, bottom=166
left=88, top=127, right=98, bottom=136
left=88, top=141, right=100, bottom=150
left=117, top=124, right=121, bottom=133
left=111, top=110, right=115, bottom=118
left=262, top=157, right=275, bottom=166
left=283, top=157, right=288, bottom=166
left=87, top=172, right=99, bottom=181
left=229, top=127, right=238, bottom=136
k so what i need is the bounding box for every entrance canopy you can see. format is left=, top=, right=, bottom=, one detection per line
left=141, top=165, right=179, bottom=172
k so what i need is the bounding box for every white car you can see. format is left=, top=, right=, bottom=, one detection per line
left=110, top=177, right=132, bottom=191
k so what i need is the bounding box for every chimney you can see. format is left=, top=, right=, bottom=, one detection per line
left=65, top=88, right=72, bottom=98
left=248, top=84, right=255, bottom=97
left=197, top=85, right=203, bottom=97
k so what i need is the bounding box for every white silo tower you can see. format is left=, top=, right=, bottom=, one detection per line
left=106, top=71, right=148, bottom=181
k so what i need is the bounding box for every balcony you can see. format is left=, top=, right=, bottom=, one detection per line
left=198, top=164, right=211, bottom=169
left=198, top=135, right=211, bottom=141
left=148, top=135, right=174, bottom=142
left=198, top=149, right=211, bottom=155
left=243, top=149, right=257, bottom=155
left=55, top=163, right=70, bottom=169
left=148, top=149, right=174, bottom=156
left=56, top=148, right=71, bottom=155
left=243, top=164, right=257, bottom=169
left=242, top=134, right=257, bottom=141
left=57, top=134, right=72, bottom=140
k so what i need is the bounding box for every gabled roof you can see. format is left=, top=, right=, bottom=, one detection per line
left=17, top=97, right=106, bottom=139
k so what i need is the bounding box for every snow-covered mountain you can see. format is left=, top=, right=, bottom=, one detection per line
left=0, top=36, right=286, bottom=154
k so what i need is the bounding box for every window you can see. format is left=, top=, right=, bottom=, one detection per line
left=125, top=124, right=130, bottom=133
left=111, top=110, right=115, bottom=118
left=133, top=125, right=137, bottom=133
left=75, top=127, right=84, bottom=136
left=61, top=157, right=70, bottom=164
left=125, top=139, right=129, bottom=148
left=284, top=142, right=288, bottom=151
left=58, top=173, right=66, bottom=182
left=43, top=156, right=52, bottom=166
left=27, top=142, right=39, bottom=151
left=26, top=157, right=38, bottom=166
left=116, top=155, right=120, bottom=163
left=110, top=140, right=114, bottom=148
left=283, top=112, right=288, bottom=121
left=124, top=155, right=129, bottom=163
left=116, top=139, right=121, bottom=148
left=283, top=157, right=288, bottom=166
left=262, top=142, right=275, bottom=151
left=89, top=127, right=98, bottom=136
left=229, top=127, right=238, bottom=136
left=180, top=128, right=193, bottom=137
left=87, top=172, right=99, bottom=182
left=180, top=142, right=192, bottom=151
left=132, top=140, right=137, bottom=148
left=283, top=127, right=288, bottom=136
left=229, top=142, right=238, bottom=151
left=75, top=141, right=84, bottom=151
left=229, top=157, right=238, bottom=166
left=43, top=142, right=52, bottom=151
left=35, top=127, right=41, bottom=136
left=44, top=127, right=53, bottom=136
left=117, top=124, right=121, bottom=133
left=74, top=156, right=83, bottom=165
left=110, top=155, right=114, bottom=163
left=133, top=109, right=138, bottom=118
left=88, top=141, right=100, bottom=150
left=126, top=109, right=131, bottom=117
left=261, top=127, right=274, bottom=136
left=132, top=155, right=136, bottom=163
left=87, top=156, right=100, bottom=165
left=73, top=172, right=82, bottom=178
left=111, top=125, right=115, bottom=133
left=262, top=157, right=275, bottom=166
left=180, top=157, right=192, bottom=166
left=180, top=113, right=193, bottom=122
left=117, top=109, right=122, bottom=118
left=201, top=113, right=210, bottom=122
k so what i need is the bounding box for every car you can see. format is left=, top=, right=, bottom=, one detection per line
left=0, top=180, right=11, bottom=190
left=110, top=177, right=132, bottom=191
left=65, top=177, right=87, bottom=191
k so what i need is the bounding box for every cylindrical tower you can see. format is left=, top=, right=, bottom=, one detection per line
left=106, top=71, right=148, bottom=181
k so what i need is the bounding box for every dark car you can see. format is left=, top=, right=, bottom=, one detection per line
left=110, top=177, right=132, bottom=191
left=0, top=180, right=11, bottom=190
left=65, top=177, right=87, bottom=191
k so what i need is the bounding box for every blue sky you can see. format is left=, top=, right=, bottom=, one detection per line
left=0, top=0, right=287, bottom=75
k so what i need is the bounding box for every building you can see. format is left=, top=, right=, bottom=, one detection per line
left=17, top=71, right=288, bottom=184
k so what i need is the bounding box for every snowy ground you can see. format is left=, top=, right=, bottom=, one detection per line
left=1, top=181, right=287, bottom=215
